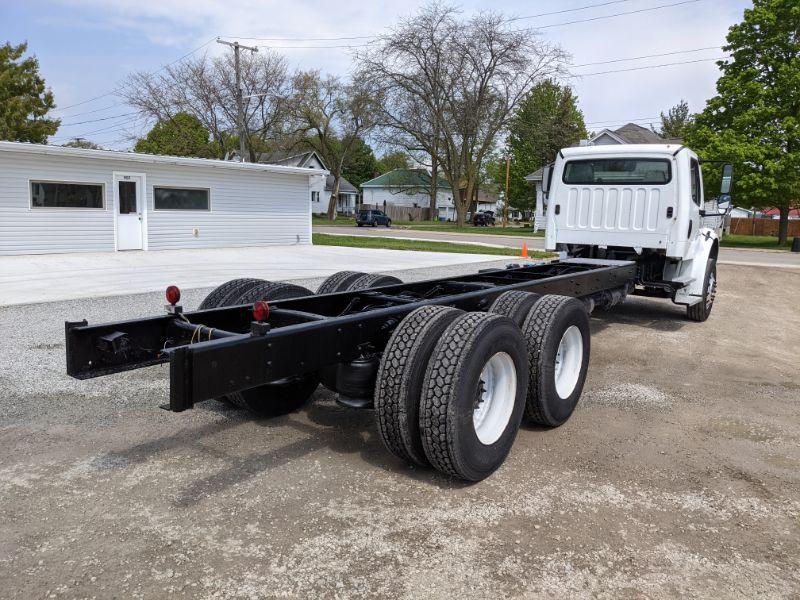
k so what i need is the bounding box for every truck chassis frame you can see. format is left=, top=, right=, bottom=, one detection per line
left=65, top=259, right=635, bottom=414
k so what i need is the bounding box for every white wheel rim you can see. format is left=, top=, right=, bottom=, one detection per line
left=554, top=325, right=583, bottom=399
left=473, top=352, right=517, bottom=445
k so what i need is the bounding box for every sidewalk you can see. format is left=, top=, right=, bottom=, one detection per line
left=0, top=245, right=501, bottom=306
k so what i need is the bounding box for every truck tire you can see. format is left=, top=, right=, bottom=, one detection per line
left=374, top=305, right=464, bottom=466
left=225, top=374, right=319, bottom=417
left=198, top=278, right=262, bottom=310
left=521, top=295, right=590, bottom=427
left=489, top=290, right=542, bottom=326
left=236, top=281, right=313, bottom=304
left=211, top=281, right=318, bottom=415
left=687, top=259, right=717, bottom=322
left=419, top=312, right=529, bottom=481
left=346, top=273, right=402, bottom=291
left=317, top=271, right=367, bottom=294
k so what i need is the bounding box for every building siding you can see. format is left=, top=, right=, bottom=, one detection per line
left=0, top=149, right=312, bottom=255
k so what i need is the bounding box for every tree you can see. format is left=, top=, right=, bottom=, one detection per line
left=358, top=3, right=565, bottom=226
left=490, top=80, right=586, bottom=213
left=376, top=151, right=411, bottom=174
left=123, top=48, right=291, bottom=160
left=291, top=71, right=380, bottom=219
left=0, top=42, right=59, bottom=143
left=658, top=99, right=694, bottom=140
left=62, top=138, right=101, bottom=149
left=686, top=0, right=800, bottom=245
left=341, top=136, right=378, bottom=187
left=134, top=112, right=215, bottom=157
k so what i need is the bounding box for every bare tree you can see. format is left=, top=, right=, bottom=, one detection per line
left=357, top=3, right=566, bottom=225
left=122, top=49, right=292, bottom=160
left=291, top=71, right=380, bottom=220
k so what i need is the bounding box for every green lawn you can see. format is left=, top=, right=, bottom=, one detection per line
left=398, top=222, right=545, bottom=236
left=312, top=215, right=544, bottom=236
left=720, top=234, right=793, bottom=250
left=313, top=233, right=551, bottom=258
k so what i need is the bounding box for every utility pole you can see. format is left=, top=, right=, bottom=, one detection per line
left=503, top=156, right=510, bottom=228
left=216, top=38, right=258, bottom=162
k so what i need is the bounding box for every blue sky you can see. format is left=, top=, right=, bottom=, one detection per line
left=1, top=0, right=752, bottom=150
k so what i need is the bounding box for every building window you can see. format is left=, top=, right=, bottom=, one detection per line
left=30, top=181, right=104, bottom=209
left=311, top=191, right=320, bottom=203
left=154, top=187, right=210, bottom=210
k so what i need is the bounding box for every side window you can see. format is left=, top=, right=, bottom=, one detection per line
left=690, top=159, right=701, bottom=206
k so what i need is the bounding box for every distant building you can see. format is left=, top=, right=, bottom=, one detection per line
left=586, top=123, right=680, bottom=146
left=361, top=169, right=455, bottom=220
left=254, top=150, right=357, bottom=215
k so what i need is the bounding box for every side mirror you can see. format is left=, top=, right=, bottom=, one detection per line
left=720, top=163, right=733, bottom=195
left=542, top=163, right=555, bottom=196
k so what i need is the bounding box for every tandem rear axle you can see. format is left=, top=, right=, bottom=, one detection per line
left=65, top=259, right=636, bottom=480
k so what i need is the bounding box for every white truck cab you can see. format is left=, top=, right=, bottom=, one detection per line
left=543, top=144, right=732, bottom=321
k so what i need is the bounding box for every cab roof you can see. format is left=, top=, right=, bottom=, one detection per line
left=560, top=144, right=686, bottom=159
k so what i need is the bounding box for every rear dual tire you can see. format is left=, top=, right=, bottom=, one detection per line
left=419, top=312, right=529, bottom=481
left=374, top=293, right=591, bottom=481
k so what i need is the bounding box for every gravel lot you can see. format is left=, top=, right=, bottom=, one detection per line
left=1, top=261, right=799, bottom=598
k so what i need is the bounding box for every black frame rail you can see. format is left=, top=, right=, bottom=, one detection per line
left=65, top=259, right=636, bottom=412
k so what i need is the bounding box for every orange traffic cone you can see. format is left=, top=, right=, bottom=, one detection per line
left=520, top=242, right=528, bottom=259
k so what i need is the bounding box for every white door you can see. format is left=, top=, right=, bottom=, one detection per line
left=115, top=174, right=144, bottom=250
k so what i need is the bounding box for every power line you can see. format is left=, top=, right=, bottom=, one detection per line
left=55, top=104, right=121, bottom=120
left=572, top=56, right=724, bottom=77
left=509, top=0, right=635, bottom=22
left=573, top=46, right=720, bottom=68
left=226, top=0, right=700, bottom=42
left=53, top=37, right=217, bottom=112
left=58, top=111, right=139, bottom=127
left=534, top=0, right=703, bottom=29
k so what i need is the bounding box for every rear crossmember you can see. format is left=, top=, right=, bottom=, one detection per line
left=65, top=259, right=636, bottom=412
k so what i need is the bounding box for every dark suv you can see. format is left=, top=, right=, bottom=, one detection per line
left=357, top=209, right=392, bottom=227
left=472, top=210, right=496, bottom=227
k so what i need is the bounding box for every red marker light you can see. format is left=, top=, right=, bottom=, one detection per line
left=166, top=285, right=181, bottom=306
left=253, top=300, right=270, bottom=322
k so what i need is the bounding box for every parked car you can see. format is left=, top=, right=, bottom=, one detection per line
left=357, top=209, right=392, bottom=227
left=472, top=211, right=496, bottom=227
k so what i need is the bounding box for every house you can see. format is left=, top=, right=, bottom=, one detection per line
left=255, top=150, right=358, bottom=215
left=325, top=174, right=359, bottom=215
left=473, top=189, right=499, bottom=214
left=524, top=123, right=679, bottom=231
left=523, top=167, right=547, bottom=230
left=0, top=141, right=319, bottom=255
left=361, top=169, right=455, bottom=220
left=762, top=207, right=800, bottom=220
left=586, top=123, right=680, bottom=146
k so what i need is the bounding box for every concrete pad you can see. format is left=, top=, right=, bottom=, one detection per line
left=0, top=245, right=503, bottom=306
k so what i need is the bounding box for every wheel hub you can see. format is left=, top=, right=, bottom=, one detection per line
left=554, top=325, right=583, bottom=400
left=472, top=352, right=517, bottom=445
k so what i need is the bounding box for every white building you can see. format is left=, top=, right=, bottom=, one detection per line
left=0, top=141, right=320, bottom=255
left=361, top=169, right=454, bottom=220
left=255, top=150, right=358, bottom=215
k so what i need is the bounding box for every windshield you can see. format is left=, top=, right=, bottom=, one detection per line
left=563, top=159, right=671, bottom=185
